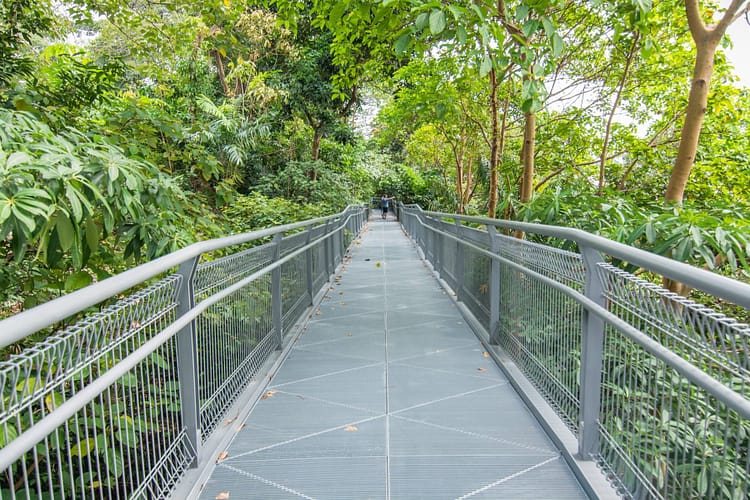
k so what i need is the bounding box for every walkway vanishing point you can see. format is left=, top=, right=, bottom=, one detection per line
left=195, top=218, right=589, bottom=499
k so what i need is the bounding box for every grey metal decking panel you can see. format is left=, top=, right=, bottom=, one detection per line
left=199, top=219, right=588, bottom=499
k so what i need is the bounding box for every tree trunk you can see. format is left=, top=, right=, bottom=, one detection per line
left=488, top=68, right=500, bottom=218
left=455, top=155, right=465, bottom=214
left=519, top=111, right=536, bottom=204
left=312, top=125, right=323, bottom=163
left=664, top=43, right=717, bottom=203
left=212, top=50, right=230, bottom=97
left=463, top=156, right=474, bottom=209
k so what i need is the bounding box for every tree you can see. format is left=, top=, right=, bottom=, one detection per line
left=665, top=0, right=750, bottom=203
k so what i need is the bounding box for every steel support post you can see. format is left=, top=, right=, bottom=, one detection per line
left=176, top=256, right=200, bottom=467
left=455, top=220, right=465, bottom=301
left=487, top=226, right=501, bottom=344
left=578, top=246, right=606, bottom=459
left=305, top=225, right=314, bottom=304
left=272, top=232, right=284, bottom=349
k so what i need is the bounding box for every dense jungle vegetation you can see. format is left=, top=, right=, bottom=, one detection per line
left=1, top=0, right=749, bottom=318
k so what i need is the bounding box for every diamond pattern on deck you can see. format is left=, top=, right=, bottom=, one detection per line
left=199, top=218, right=587, bottom=500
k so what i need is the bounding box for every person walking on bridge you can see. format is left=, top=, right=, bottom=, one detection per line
left=380, top=194, right=394, bottom=220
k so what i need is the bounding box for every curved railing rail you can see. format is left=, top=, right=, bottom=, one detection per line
left=0, top=206, right=367, bottom=499
left=399, top=204, right=750, bottom=500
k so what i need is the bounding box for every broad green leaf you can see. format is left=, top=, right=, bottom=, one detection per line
left=395, top=34, right=410, bottom=55
left=45, top=392, right=65, bottom=412
left=85, top=217, right=99, bottom=252
left=456, top=25, right=467, bottom=44
left=415, top=12, right=429, bottom=30
left=552, top=33, right=564, bottom=58
left=64, top=271, right=92, bottom=291
left=429, top=10, right=446, bottom=35
left=0, top=425, right=18, bottom=448
left=7, top=151, right=31, bottom=168
left=56, top=214, right=75, bottom=251
left=479, top=54, right=492, bottom=78
left=70, top=437, right=96, bottom=458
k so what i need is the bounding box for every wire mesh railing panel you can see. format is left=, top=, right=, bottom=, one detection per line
left=282, top=252, right=309, bottom=332
left=597, top=263, right=750, bottom=499
left=495, top=233, right=585, bottom=291
left=280, top=230, right=308, bottom=257
left=598, top=324, right=750, bottom=500
left=312, top=240, right=328, bottom=292
left=461, top=245, right=491, bottom=328
left=196, top=276, right=274, bottom=437
left=599, top=263, right=750, bottom=382
left=495, top=267, right=582, bottom=431
left=195, top=243, right=274, bottom=297
left=0, top=277, right=193, bottom=499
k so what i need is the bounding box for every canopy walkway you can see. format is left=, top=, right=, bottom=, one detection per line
left=1, top=205, right=749, bottom=500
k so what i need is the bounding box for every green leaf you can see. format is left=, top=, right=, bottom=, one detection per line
left=552, top=33, right=564, bottom=57
left=70, top=437, right=96, bottom=458
left=64, top=271, right=92, bottom=291
left=429, top=10, right=446, bottom=35
left=415, top=12, right=429, bottom=30
left=85, top=217, right=99, bottom=252
left=0, top=425, right=18, bottom=448
left=7, top=151, right=31, bottom=168
left=395, top=34, right=410, bottom=55
left=56, top=214, right=75, bottom=251
left=479, top=54, right=493, bottom=78
left=456, top=25, right=467, bottom=44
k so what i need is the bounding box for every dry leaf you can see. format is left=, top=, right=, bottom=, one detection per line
left=479, top=283, right=489, bottom=294
left=261, top=390, right=276, bottom=400
left=236, top=423, right=246, bottom=431
left=344, top=425, right=358, bottom=431
left=345, top=333, right=353, bottom=337
left=216, top=451, right=229, bottom=463
left=477, top=367, right=487, bottom=372
left=375, top=262, right=381, bottom=268
left=315, top=311, right=322, bottom=316
left=215, top=492, right=230, bottom=499
left=482, top=352, right=490, bottom=358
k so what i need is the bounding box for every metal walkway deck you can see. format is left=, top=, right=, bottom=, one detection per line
left=198, top=219, right=588, bottom=499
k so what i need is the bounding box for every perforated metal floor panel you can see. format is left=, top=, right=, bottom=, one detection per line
left=198, top=218, right=588, bottom=499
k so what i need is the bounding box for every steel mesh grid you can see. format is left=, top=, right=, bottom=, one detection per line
left=495, top=232, right=585, bottom=291
left=460, top=245, right=491, bottom=327
left=598, top=325, right=750, bottom=500
left=0, top=277, right=192, bottom=499
left=312, top=240, right=327, bottom=291
left=282, top=252, right=308, bottom=332
left=495, top=264, right=582, bottom=431
left=280, top=230, right=307, bottom=257
left=196, top=277, right=274, bottom=437
left=195, top=243, right=274, bottom=297
left=598, top=263, right=750, bottom=383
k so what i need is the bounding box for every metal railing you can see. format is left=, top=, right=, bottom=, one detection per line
left=399, top=205, right=750, bottom=500
left=0, top=206, right=367, bottom=499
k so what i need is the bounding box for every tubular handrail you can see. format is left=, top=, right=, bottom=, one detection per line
left=0, top=207, right=360, bottom=348
left=408, top=206, right=750, bottom=310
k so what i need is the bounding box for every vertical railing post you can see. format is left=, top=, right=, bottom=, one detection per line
left=324, top=220, right=333, bottom=278
left=578, top=246, right=606, bottom=459
left=455, top=220, right=465, bottom=301
left=487, top=226, right=501, bottom=345
left=305, top=225, right=314, bottom=304
left=272, top=232, right=284, bottom=349
left=176, top=257, right=200, bottom=467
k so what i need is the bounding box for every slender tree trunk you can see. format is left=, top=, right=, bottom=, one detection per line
left=488, top=68, right=500, bottom=218
left=312, top=126, right=323, bottom=163
left=463, top=156, right=474, bottom=208
left=599, top=33, right=639, bottom=196
left=212, top=50, right=230, bottom=97
left=519, top=111, right=536, bottom=203
left=455, top=156, right=465, bottom=214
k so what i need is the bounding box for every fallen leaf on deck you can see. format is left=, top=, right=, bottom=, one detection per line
left=477, top=367, right=487, bottom=372
left=216, top=451, right=229, bottom=463
left=236, top=423, right=246, bottom=431
left=215, top=492, right=230, bottom=499
left=261, top=390, right=276, bottom=399
left=376, top=262, right=381, bottom=267
left=482, top=352, right=490, bottom=358
left=315, top=311, right=322, bottom=316
left=344, top=425, right=358, bottom=431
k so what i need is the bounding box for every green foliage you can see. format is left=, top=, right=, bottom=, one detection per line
left=222, top=192, right=329, bottom=234
left=0, top=109, right=221, bottom=310
left=0, top=0, right=55, bottom=91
